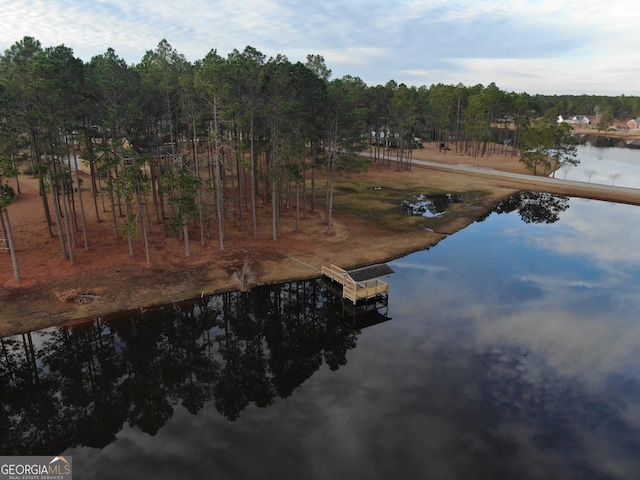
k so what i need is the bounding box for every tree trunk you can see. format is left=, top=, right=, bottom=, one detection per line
left=249, top=108, right=258, bottom=239
left=326, top=160, right=335, bottom=234
left=1, top=209, right=20, bottom=280
left=311, top=145, right=317, bottom=213
left=235, top=125, right=245, bottom=231
left=326, top=116, right=339, bottom=234
left=107, top=168, right=118, bottom=238
left=73, top=151, right=89, bottom=250
left=48, top=163, right=68, bottom=259
left=60, top=178, right=75, bottom=265
left=191, top=114, right=205, bottom=246
left=137, top=186, right=151, bottom=265
left=38, top=172, right=54, bottom=238
left=295, top=171, right=300, bottom=232
left=212, top=102, right=225, bottom=250
left=182, top=214, right=191, bottom=257
left=84, top=121, right=102, bottom=222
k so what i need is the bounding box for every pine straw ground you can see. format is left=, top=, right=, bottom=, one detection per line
left=2, top=141, right=640, bottom=337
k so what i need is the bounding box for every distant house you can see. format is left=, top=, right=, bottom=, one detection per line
left=557, top=114, right=590, bottom=125
left=626, top=118, right=640, bottom=129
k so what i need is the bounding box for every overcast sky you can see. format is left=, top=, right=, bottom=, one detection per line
left=2, top=0, right=639, bottom=96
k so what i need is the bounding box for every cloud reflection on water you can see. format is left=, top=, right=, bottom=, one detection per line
left=58, top=196, right=640, bottom=479
left=527, top=199, right=640, bottom=271
left=392, top=198, right=640, bottom=378
left=382, top=197, right=640, bottom=477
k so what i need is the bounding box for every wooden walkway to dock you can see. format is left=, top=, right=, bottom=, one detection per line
left=321, top=264, right=393, bottom=304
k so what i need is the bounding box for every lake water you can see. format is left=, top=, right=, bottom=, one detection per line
left=1, top=194, right=640, bottom=479
left=558, top=144, right=640, bottom=188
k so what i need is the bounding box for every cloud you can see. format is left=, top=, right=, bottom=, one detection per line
left=2, top=0, right=640, bottom=94
left=288, top=47, right=390, bottom=67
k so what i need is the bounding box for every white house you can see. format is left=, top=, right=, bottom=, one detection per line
left=557, top=115, right=590, bottom=125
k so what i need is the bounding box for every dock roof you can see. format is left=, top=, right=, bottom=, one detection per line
left=348, top=263, right=395, bottom=282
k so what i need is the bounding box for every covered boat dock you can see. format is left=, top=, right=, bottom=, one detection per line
left=321, top=263, right=394, bottom=304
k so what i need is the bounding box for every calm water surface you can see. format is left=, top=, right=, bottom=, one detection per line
left=2, top=195, right=639, bottom=479
left=560, top=144, right=640, bottom=188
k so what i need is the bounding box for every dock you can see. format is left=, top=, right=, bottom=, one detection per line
left=321, top=263, right=394, bottom=304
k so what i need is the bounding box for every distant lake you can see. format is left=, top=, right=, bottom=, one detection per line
left=2, top=194, right=640, bottom=479
left=557, top=144, right=640, bottom=188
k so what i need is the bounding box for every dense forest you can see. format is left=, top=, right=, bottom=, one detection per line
left=1, top=36, right=639, bottom=281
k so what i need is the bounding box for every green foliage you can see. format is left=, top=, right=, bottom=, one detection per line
left=0, top=156, right=18, bottom=209
left=118, top=156, right=150, bottom=235
left=0, top=183, right=15, bottom=209
left=532, top=94, right=640, bottom=119
left=0, top=156, right=19, bottom=180
left=85, top=47, right=139, bottom=139
left=336, top=154, right=371, bottom=174
left=161, top=165, right=201, bottom=235
left=519, top=118, right=578, bottom=174
left=597, top=106, right=614, bottom=132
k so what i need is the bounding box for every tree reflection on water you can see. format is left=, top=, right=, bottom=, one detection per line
left=0, top=279, right=361, bottom=455
left=494, top=191, right=569, bottom=224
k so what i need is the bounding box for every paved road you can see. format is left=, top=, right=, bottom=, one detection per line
left=412, top=158, right=640, bottom=195
left=362, top=151, right=640, bottom=196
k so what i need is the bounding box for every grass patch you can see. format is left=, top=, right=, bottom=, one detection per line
left=329, top=173, right=489, bottom=233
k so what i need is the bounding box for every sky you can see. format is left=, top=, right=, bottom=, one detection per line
left=1, top=0, right=640, bottom=96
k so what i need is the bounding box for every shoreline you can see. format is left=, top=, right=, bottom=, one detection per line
left=3, top=148, right=640, bottom=338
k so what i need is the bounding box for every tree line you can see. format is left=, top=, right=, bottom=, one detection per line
left=1, top=36, right=632, bottom=280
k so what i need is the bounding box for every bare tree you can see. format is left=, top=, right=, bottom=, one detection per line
left=585, top=169, right=597, bottom=183
left=560, top=163, right=573, bottom=179
left=608, top=173, right=622, bottom=186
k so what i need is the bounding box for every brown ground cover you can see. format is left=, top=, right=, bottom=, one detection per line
left=1, top=140, right=639, bottom=337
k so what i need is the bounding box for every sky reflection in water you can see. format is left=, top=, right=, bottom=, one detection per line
left=4, top=197, right=639, bottom=479
left=387, top=197, right=640, bottom=478
left=559, top=144, right=640, bottom=188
